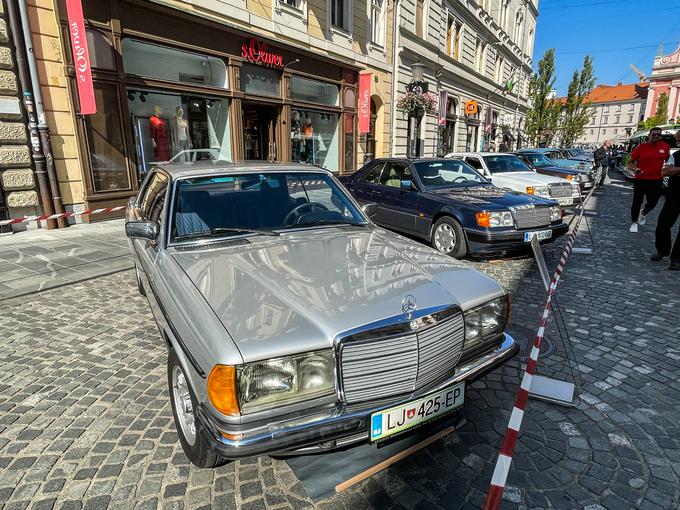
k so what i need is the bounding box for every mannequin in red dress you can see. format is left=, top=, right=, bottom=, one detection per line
left=149, top=105, right=171, bottom=161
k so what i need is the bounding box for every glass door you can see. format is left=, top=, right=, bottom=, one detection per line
left=243, top=103, right=279, bottom=161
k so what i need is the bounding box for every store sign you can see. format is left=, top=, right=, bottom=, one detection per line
left=358, top=72, right=372, bottom=134
left=464, top=100, right=478, bottom=116
left=438, top=91, right=447, bottom=126
left=241, top=38, right=284, bottom=68
left=65, top=0, right=96, bottom=114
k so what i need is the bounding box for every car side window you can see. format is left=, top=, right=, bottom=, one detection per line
left=360, top=163, right=385, bottom=184
left=140, top=172, right=169, bottom=222
left=380, top=162, right=412, bottom=188
left=465, top=157, right=484, bottom=171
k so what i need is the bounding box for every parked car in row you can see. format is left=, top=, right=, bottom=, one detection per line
left=341, top=158, right=567, bottom=258
left=445, top=152, right=580, bottom=207
left=515, top=150, right=594, bottom=194
left=125, top=162, right=519, bottom=467
left=537, top=148, right=591, bottom=171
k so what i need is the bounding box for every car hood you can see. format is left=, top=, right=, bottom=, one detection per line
left=535, top=165, right=580, bottom=176
left=423, top=185, right=554, bottom=207
left=171, top=228, right=504, bottom=362
left=490, top=171, right=566, bottom=186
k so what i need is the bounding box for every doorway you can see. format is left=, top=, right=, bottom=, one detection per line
left=243, top=103, right=279, bottom=161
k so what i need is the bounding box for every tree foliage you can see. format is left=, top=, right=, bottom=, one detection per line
left=559, top=56, right=595, bottom=147
left=525, top=49, right=561, bottom=146
left=642, top=92, right=669, bottom=129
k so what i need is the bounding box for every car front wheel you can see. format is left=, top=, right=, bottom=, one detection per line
left=431, top=217, right=467, bottom=259
left=168, top=347, right=227, bottom=468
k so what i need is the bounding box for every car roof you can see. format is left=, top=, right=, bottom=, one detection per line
left=153, top=160, right=333, bottom=180
left=446, top=152, right=518, bottom=157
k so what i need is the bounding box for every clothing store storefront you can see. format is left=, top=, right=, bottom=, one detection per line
left=63, top=0, right=358, bottom=210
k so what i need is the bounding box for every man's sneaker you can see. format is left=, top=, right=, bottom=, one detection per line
left=638, top=213, right=647, bottom=225
left=650, top=253, right=666, bottom=261
left=629, top=223, right=639, bottom=233
left=669, top=261, right=680, bottom=271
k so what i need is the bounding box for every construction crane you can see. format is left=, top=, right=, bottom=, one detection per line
left=629, top=64, right=646, bottom=82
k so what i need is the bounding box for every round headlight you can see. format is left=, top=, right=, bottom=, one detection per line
left=299, top=354, right=332, bottom=391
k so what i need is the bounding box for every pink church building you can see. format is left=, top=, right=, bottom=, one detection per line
left=645, top=45, right=680, bottom=122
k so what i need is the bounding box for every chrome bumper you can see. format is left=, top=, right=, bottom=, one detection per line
left=197, top=333, right=518, bottom=459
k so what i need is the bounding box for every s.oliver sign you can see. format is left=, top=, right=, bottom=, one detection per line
left=65, top=0, right=96, bottom=115
left=241, top=38, right=284, bottom=68
left=358, top=72, right=372, bottom=134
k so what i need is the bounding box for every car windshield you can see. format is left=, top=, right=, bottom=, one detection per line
left=414, top=160, right=488, bottom=189
left=171, top=172, right=366, bottom=242
left=524, top=153, right=556, bottom=168
left=482, top=155, right=533, bottom=173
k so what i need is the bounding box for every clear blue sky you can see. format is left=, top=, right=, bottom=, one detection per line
left=534, top=0, right=680, bottom=95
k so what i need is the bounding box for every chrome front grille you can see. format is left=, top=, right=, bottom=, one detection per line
left=512, top=205, right=551, bottom=229
left=548, top=183, right=572, bottom=198
left=338, top=307, right=465, bottom=404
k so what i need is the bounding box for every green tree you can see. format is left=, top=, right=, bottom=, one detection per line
left=559, top=56, right=595, bottom=147
left=525, top=49, right=561, bottom=146
left=643, top=92, right=669, bottom=129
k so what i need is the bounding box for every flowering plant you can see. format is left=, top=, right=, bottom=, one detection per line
left=396, top=91, right=438, bottom=115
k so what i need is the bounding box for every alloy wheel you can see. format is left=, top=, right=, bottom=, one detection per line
left=172, top=365, right=197, bottom=446
left=434, top=223, right=456, bottom=253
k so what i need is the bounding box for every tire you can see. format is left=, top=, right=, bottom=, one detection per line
left=167, top=346, right=227, bottom=468
left=134, top=264, right=146, bottom=297
left=431, top=216, right=467, bottom=259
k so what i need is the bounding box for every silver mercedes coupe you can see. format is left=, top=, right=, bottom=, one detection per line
left=125, top=161, right=518, bottom=468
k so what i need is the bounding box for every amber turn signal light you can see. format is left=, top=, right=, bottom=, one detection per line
left=476, top=212, right=491, bottom=228
left=207, top=365, right=240, bottom=416
left=525, top=186, right=535, bottom=194
left=565, top=175, right=573, bottom=181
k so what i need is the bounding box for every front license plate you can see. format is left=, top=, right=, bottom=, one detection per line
left=524, top=229, right=552, bottom=242
left=369, top=383, right=465, bottom=442
left=557, top=197, right=573, bottom=206
left=584, top=182, right=593, bottom=188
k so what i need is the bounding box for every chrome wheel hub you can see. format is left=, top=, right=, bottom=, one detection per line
left=434, top=224, right=456, bottom=253
left=172, top=366, right=196, bottom=446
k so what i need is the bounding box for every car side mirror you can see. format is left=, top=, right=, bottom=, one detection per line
left=400, top=180, right=414, bottom=191
left=361, top=203, right=378, bottom=217
left=126, top=221, right=159, bottom=241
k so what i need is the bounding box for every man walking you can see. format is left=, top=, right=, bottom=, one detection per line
left=651, top=131, right=680, bottom=270
left=593, top=140, right=611, bottom=186
left=626, top=127, right=670, bottom=233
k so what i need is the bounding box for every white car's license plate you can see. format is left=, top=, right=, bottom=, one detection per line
left=369, top=383, right=465, bottom=442
left=524, top=229, right=552, bottom=242
left=557, top=197, right=573, bottom=206
left=584, top=182, right=593, bottom=188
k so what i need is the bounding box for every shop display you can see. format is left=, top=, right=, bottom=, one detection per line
left=149, top=105, right=171, bottom=161
left=171, top=106, right=192, bottom=161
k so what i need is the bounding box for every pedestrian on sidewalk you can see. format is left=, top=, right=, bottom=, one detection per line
left=593, top=140, right=611, bottom=187
left=651, top=131, right=680, bottom=270
left=625, top=127, right=670, bottom=233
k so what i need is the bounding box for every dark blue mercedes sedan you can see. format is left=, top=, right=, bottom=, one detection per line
left=341, top=158, right=569, bottom=258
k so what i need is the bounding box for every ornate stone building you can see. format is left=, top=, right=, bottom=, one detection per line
left=644, top=45, right=680, bottom=122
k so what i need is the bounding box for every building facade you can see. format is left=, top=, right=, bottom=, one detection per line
left=574, top=83, right=648, bottom=147
left=644, top=45, right=680, bottom=122
left=391, top=0, right=536, bottom=157
left=4, top=0, right=395, bottom=229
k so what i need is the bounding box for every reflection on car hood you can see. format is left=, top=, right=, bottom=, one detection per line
left=424, top=186, right=554, bottom=207
left=535, top=165, right=580, bottom=175
left=171, top=228, right=504, bottom=362
left=490, top=171, right=566, bottom=186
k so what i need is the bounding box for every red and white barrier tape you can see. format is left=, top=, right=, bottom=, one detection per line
left=483, top=186, right=597, bottom=510
left=0, top=206, right=126, bottom=226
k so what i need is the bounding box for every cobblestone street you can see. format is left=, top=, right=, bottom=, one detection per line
left=1, top=173, right=679, bottom=510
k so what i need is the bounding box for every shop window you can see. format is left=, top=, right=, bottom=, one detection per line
left=127, top=90, right=231, bottom=177
left=291, top=76, right=339, bottom=106
left=241, top=64, right=280, bottom=97
left=86, top=29, right=115, bottom=70
left=84, top=82, right=130, bottom=193
left=344, top=113, right=355, bottom=171
left=290, top=109, right=340, bottom=172
left=122, top=39, right=227, bottom=89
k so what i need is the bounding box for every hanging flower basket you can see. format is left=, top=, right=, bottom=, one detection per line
left=396, top=91, right=438, bottom=116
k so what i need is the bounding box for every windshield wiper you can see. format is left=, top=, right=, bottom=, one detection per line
left=174, top=227, right=280, bottom=241
left=285, top=219, right=370, bottom=228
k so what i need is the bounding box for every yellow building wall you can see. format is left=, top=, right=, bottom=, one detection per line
left=246, top=0, right=272, bottom=20
left=27, top=0, right=83, bottom=206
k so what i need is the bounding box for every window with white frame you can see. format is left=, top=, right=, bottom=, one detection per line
left=628, top=113, right=633, bottom=123
left=616, top=104, right=622, bottom=112
left=279, top=0, right=299, bottom=6
left=370, top=0, right=385, bottom=46
left=447, top=17, right=462, bottom=61
left=480, top=0, right=490, bottom=11
left=494, top=54, right=503, bottom=83
left=475, top=40, right=487, bottom=74
left=330, top=0, right=352, bottom=31
left=603, top=115, right=608, bottom=124
left=416, top=0, right=427, bottom=38
left=500, top=0, right=509, bottom=32
left=615, top=114, right=620, bottom=124
left=514, top=12, right=523, bottom=45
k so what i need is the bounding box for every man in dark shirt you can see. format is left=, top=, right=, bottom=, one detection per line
left=652, top=130, right=680, bottom=270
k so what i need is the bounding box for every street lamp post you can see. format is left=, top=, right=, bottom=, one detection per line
left=406, top=62, right=428, bottom=158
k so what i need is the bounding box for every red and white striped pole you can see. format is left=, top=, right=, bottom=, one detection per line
left=0, top=206, right=126, bottom=227
left=483, top=187, right=596, bottom=510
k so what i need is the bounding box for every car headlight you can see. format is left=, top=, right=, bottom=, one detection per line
left=526, top=186, right=549, bottom=196
left=463, top=295, right=510, bottom=352
left=476, top=210, right=514, bottom=228
left=236, top=351, right=335, bottom=413
left=573, top=174, right=582, bottom=183
left=549, top=206, right=561, bottom=222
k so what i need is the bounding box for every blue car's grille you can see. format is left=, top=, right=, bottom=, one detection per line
left=512, top=205, right=551, bottom=229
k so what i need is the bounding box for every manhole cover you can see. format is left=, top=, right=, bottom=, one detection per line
left=506, top=324, right=555, bottom=361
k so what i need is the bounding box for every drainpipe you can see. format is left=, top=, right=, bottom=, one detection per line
left=6, top=0, right=57, bottom=229
left=390, top=0, right=401, bottom=156
left=17, top=0, right=67, bottom=228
